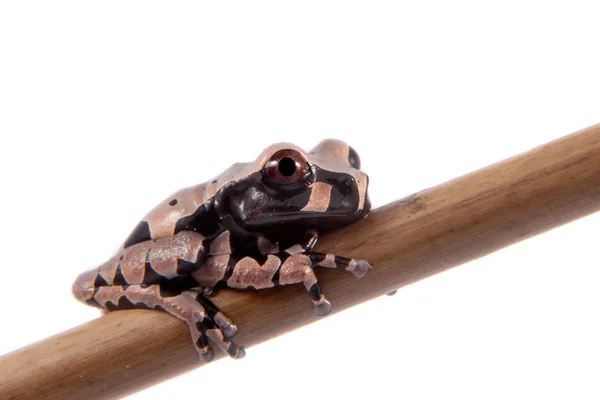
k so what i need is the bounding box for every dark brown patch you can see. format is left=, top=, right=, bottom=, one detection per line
left=123, top=220, right=152, bottom=248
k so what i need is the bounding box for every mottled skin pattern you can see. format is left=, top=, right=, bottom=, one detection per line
left=73, top=139, right=371, bottom=361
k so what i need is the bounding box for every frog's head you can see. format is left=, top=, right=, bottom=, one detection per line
left=214, top=139, right=370, bottom=234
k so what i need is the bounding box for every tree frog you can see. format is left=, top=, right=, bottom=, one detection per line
left=72, top=139, right=371, bottom=362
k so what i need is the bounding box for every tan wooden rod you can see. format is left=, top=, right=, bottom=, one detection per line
left=2, top=124, right=600, bottom=400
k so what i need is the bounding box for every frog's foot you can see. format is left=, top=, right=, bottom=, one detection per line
left=275, top=253, right=334, bottom=316
left=89, top=284, right=244, bottom=361
left=282, top=234, right=371, bottom=280
left=194, top=292, right=238, bottom=339
left=347, top=259, right=371, bottom=279
left=198, top=319, right=245, bottom=359
left=268, top=251, right=371, bottom=317
left=312, top=294, right=332, bottom=316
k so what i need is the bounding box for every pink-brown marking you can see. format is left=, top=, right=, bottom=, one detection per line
left=258, top=236, right=279, bottom=255
left=284, top=243, right=305, bottom=255
left=278, top=254, right=318, bottom=290
left=148, top=231, right=205, bottom=278
left=308, top=139, right=368, bottom=211
left=192, top=255, right=229, bottom=288
left=227, top=255, right=281, bottom=290
left=357, top=172, right=368, bottom=212
left=142, top=183, right=207, bottom=240
left=319, top=253, right=338, bottom=268
left=120, top=241, right=152, bottom=284
left=120, top=242, right=150, bottom=284
left=97, top=231, right=207, bottom=286
left=93, top=285, right=127, bottom=306
left=209, top=231, right=231, bottom=255
left=300, top=182, right=332, bottom=213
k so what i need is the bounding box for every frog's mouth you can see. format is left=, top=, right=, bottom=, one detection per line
left=242, top=206, right=371, bottom=232
left=224, top=171, right=371, bottom=232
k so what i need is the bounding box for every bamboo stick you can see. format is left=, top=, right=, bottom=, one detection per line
left=2, top=124, right=600, bottom=400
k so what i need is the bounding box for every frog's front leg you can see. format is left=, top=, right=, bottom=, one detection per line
left=308, top=251, right=371, bottom=279
left=280, top=252, right=370, bottom=315
left=282, top=232, right=370, bottom=278
left=212, top=251, right=370, bottom=316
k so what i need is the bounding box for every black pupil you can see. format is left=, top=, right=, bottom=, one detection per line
left=278, top=157, right=297, bottom=176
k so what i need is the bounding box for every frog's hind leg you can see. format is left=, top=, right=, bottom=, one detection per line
left=72, top=231, right=207, bottom=305
left=195, top=294, right=238, bottom=339
left=89, top=284, right=245, bottom=361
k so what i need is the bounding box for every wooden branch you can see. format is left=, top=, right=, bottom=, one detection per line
left=2, top=124, right=600, bottom=400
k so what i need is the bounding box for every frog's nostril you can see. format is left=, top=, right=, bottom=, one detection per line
left=336, top=178, right=354, bottom=196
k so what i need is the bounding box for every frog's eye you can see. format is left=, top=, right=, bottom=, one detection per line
left=262, top=149, right=311, bottom=186
left=348, top=146, right=361, bottom=169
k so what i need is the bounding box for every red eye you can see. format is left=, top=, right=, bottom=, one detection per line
left=262, top=149, right=311, bottom=185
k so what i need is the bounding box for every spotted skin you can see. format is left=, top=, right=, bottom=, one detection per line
left=73, top=139, right=371, bottom=361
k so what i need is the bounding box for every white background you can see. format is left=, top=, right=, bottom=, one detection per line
left=1, top=2, right=600, bottom=399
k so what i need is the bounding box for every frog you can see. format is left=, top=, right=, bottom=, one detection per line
left=72, top=139, right=371, bottom=362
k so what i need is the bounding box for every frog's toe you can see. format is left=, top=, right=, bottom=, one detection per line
left=221, top=324, right=238, bottom=339
left=192, top=332, right=215, bottom=363
left=205, top=325, right=245, bottom=359
left=229, top=345, right=246, bottom=359
left=312, top=295, right=332, bottom=316
left=348, top=260, right=371, bottom=279
left=199, top=348, right=215, bottom=363
left=195, top=295, right=238, bottom=339
left=192, top=294, right=243, bottom=359
left=214, top=311, right=238, bottom=339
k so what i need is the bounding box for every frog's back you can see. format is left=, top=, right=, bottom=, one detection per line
left=123, top=181, right=215, bottom=248
left=121, top=160, right=258, bottom=249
